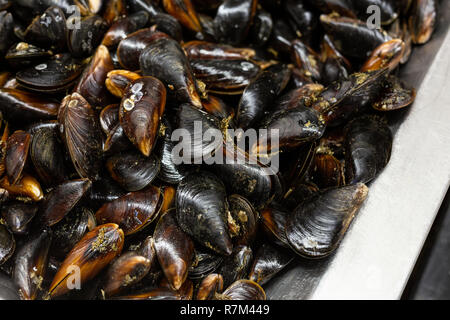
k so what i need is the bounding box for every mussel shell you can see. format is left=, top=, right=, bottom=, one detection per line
left=30, top=126, right=68, bottom=187
left=103, top=0, right=128, bottom=24
left=49, top=223, right=124, bottom=298
left=236, top=63, right=291, bottom=129
left=248, top=242, right=294, bottom=285
left=1, top=202, right=38, bottom=235
left=117, top=28, right=169, bottom=71
left=409, top=0, right=437, bottom=44
left=139, top=37, right=202, bottom=108
left=148, top=13, right=183, bottom=41
left=196, top=273, right=223, bottom=300
left=103, top=122, right=135, bottom=154
left=58, top=93, right=103, bottom=180
left=88, top=173, right=127, bottom=205
left=269, top=18, right=296, bottom=54
left=190, top=59, right=260, bottom=95
left=5, top=130, right=31, bottom=185
left=74, top=45, right=115, bottom=108
left=183, top=41, right=256, bottom=61
left=39, top=178, right=92, bottom=227
left=0, top=271, right=19, bottom=300
left=284, top=0, right=317, bottom=44
left=0, top=173, right=43, bottom=202
left=351, top=0, right=399, bottom=25
left=361, top=39, right=406, bottom=72
left=0, top=89, right=59, bottom=124
left=95, top=185, right=162, bottom=235
left=290, top=40, right=322, bottom=82
left=249, top=9, right=273, bottom=47
left=103, top=251, right=151, bottom=297
left=260, top=204, right=291, bottom=248
left=105, top=70, right=141, bottom=98
left=202, top=94, right=235, bottom=122
left=127, top=0, right=161, bottom=17
left=0, top=11, right=14, bottom=57
left=176, top=171, right=233, bottom=255
left=13, top=229, right=51, bottom=300
left=0, top=224, right=15, bottom=265
left=285, top=183, right=369, bottom=258
left=116, top=279, right=193, bottom=300
left=106, top=151, right=160, bottom=191
left=154, top=209, right=194, bottom=290
left=102, top=12, right=149, bottom=49
left=5, top=42, right=52, bottom=69
left=67, top=15, right=108, bottom=58
left=213, top=0, right=258, bottom=46
left=16, top=54, right=83, bottom=94
left=24, top=6, right=67, bottom=49
left=311, top=152, right=345, bottom=189
left=218, top=245, right=253, bottom=289
left=220, top=279, right=266, bottom=300
left=188, top=248, right=223, bottom=280
left=273, top=83, right=324, bottom=115
left=51, top=206, right=96, bottom=259
left=227, top=194, right=258, bottom=246
left=99, top=104, right=120, bottom=133
left=373, top=75, right=416, bottom=111
left=162, top=0, right=202, bottom=33
left=344, top=115, right=393, bottom=184
left=119, top=76, right=166, bottom=157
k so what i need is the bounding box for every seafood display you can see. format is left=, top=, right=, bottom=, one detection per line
left=0, top=0, right=438, bottom=301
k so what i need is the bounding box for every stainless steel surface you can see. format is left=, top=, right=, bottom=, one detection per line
left=266, top=2, right=450, bottom=300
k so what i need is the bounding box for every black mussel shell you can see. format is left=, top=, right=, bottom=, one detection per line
left=261, top=204, right=291, bottom=248
left=39, top=178, right=92, bottom=227
left=0, top=224, right=15, bottom=266
left=0, top=271, right=19, bottom=300
left=13, top=229, right=51, bottom=300
left=50, top=206, right=96, bottom=259
left=154, top=209, right=194, bottom=290
left=218, top=245, right=253, bottom=289
left=227, top=194, right=258, bottom=246
left=139, top=37, right=202, bottom=108
left=344, top=115, right=393, bottom=185
left=101, top=12, right=149, bottom=49
left=0, top=11, right=14, bottom=57
left=286, top=183, right=369, bottom=258
left=5, top=130, right=31, bottom=185
left=88, top=174, right=127, bottom=205
left=95, top=185, right=162, bottom=235
left=248, top=242, right=294, bottom=285
left=1, top=202, right=38, bottom=235
left=183, top=40, right=256, bottom=61
left=99, top=104, right=120, bottom=133
left=220, top=279, right=266, bottom=300
left=58, top=93, right=103, bottom=180
left=119, top=76, right=166, bottom=157
left=16, top=53, right=83, bottom=94
left=106, top=151, right=160, bottom=192
left=30, top=126, right=68, bottom=188
left=284, top=0, right=317, bottom=45
left=24, top=6, right=67, bottom=49
left=67, top=15, right=108, bottom=58
left=190, top=59, right=260, bottom=95
left=269, top=18, right=296, bottom=54
left=409, top=0, right=437, bottom=44
left=311, top=151, right=345, bottom=189
left=196, top=273, right=224, bottom=300
left=127, top=0, right=161, bottom=17
left=188, top=248, right=224, bottom=280
left=103, top=122, right=135, bottom=154
left=290, top=40, right=322, bottom=82
left=214, top=0, right=258, bottom=46
left=197, top=13, right=216, bottom=41
left=373, top=75, right=416, bottom=111
left=162, top=0, right=202, bottom=33
left=202, top=94, right=235, bottom=122
left=176, top=171, right=233, bottom=255
left=237, top=63, right=291, bottom=130
left=350, top=0, right=398, bottom=25
left=5, top=42, right=52, bottom=69
left=148, top=13, right=183, bottom=41
left=249, top=9, right=273, bottom=47
left=115, top=279, right=193, bottom=300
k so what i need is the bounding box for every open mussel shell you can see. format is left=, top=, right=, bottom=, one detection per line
left=214, top=0, right=258, bottom=46
left=409, top=0, right=437, bottom=45
left=119, top=76, right=166, bottom=157
left=344, top=115, right=393, bottom=185
left=58, top=93, right=103, bottom=180
left=0, top=89, right=59, bottom=124
left=285, top=183, right=369, bottom=259
left=105, top=70, right=141, bottom=98
left=51, top=206, right=96, bottom=259
left=106, top=151, right=160, bottom=192
left=30, top=126, right=68, bottom=188
left=49, top=223, right=124, bottom=298
left=373, top=75, right=416, bottom=111
left=188, top=248, right=223, bottom=280
left=95, top=185, right=162, bottom=235
left=227, top=195, right=258, bottom=246
left=1, top=202, right=38, bottom=235
left=248, top=242, right=294, bottom=286
left=67, top=15, right=108, bottom=58
left=5, top=130, right=31, bottom=185
left=183, top=40, right=256, bottom=61
left=74, top=45, right=115, bottom=108
left=361, top=39, right=406, bottom=72
left=16, top=54, right=83, bottom=94
left=39, top=178, right=92, bottom=227
left=190, top=59, right=260, bottom=95
left=117, top=28, right=169, bottom=71
left=13, top=229, right=51, bottom=300
left=218, top=245, right=253, bottom=289
left=101, top=12, right=149, bottom=49
left=176, top=171, right=233, bottom=255
left=320, top=14, right=391, bottom=60
left=154, top=209, right=194, bottom=291
left=24, top=6, right=67, bottom=49
left=5, top=42, right=52, bottom=69
left=0, top=271, right=19, bottom=300
left=236, top=63, right=291, bottom=130
left=0, top=224, right=15, bottom=266
left=219, top=279, right=266, bottom=300
left=139, top=37, right=202, bottom=108
left=0, top=173, right=43, bottom=202
left=102, top=251, right=151, bottom=297
left=196, top=273, right=224, bottom=300
left=162, top=0, right=202, bottom=33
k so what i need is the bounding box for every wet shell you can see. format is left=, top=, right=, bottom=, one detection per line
left=0, top=224, right=15, bottom=266
left=220, top=279, right=266, bottom=300
left=5, top=130, right=31, bottom=185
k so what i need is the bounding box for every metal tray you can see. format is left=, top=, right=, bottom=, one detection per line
left=266, top=2, right=450, bottom=300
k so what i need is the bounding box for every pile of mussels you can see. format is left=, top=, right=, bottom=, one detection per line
left=0, top=0, right=437, bottom=300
